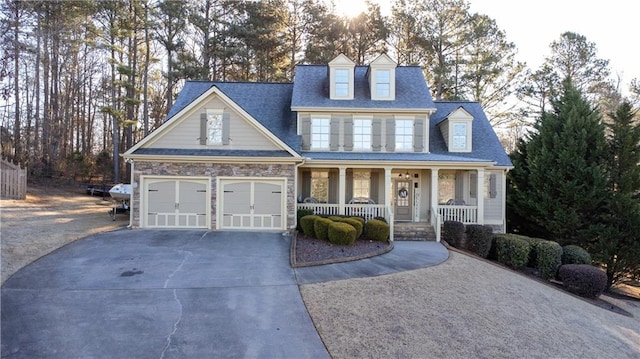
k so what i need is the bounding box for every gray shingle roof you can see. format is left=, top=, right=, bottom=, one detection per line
left=291, top=65, right=435, bottom=110
left=157, top=78, right=511, bottom=167
left=430, top=102, right=513, bottom=167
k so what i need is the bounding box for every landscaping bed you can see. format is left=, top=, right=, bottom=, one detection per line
left=291, top=233, right=392, bottom=267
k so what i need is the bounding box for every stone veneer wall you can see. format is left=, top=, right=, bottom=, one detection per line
left=131, top=161, right=297, bottom=229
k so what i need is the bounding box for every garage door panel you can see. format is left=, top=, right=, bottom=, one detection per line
left=220, top=180, right=285, bottom=230
left=148, top=181, right=176, bottom=213
left=145, top=178, right=209, bottom=229
left=179, top=181, right=208, bottom=214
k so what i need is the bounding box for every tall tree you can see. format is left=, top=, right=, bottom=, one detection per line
left=344, top=1, right=388, bottom=65
left=507, top=81, right=609, bottom=244
left=154, top=0, right=187, bottom=110
left=595, top=101, right=640, bottom=288
left=303, top=0, right=347, bottom=64
left=388, top=0, right=428, bottom=65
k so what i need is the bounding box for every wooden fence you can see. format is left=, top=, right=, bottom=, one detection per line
left=1, top=158, right=27, bottom=199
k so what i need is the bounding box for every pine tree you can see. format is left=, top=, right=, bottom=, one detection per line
left=595, top=101, right=640, bottom=288
left=507, top=81, right=609, bottom=245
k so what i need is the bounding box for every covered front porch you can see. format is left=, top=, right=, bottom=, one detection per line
left=295, top=165, right=504, bottom=241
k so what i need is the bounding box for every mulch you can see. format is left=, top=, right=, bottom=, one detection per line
left=291, top=233, right=392, bottom=267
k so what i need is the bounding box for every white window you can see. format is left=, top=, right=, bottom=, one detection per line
left=311, top=171, right=329, bottom=203
left=396, top=119, right=413, bottom=151
left=207, top=109, right=223, bottom=145
left=438, top=172, right=455, bottom=203
left=453, top=123, right=467, bottom=149
left=376, top=70, right=390, bottom=97
left=335, top=69, right=349, bottom=97
left=311, top=117, right=330, bottom=149
left=353, top=118, right=371, bottom=150
left=353, top=170, right=371, bottom=198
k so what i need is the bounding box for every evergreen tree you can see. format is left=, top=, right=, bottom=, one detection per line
left=507, top=82, right=609, bottom=245
left=595, top=101, right=640, bottom=288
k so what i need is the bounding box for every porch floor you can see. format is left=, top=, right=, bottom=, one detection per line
left=393, top=222, right=436, bottom=241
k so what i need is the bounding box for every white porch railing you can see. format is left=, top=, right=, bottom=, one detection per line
left=297, top=203, right=386, bottom=221
left=430, top=206, right=442, bottom=242
left=438, top=205, right=478, bottom=224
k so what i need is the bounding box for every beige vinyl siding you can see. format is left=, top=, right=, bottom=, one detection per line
left=440, top=119, right=450, bottom=148
left=148, top=96, right=279, bottom=151
left=484, top=171, right=503, bottom=224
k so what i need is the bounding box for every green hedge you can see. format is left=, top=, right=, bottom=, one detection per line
left=300, top=215, right=320, bottom=238
left=328, top=221, right=357, bottom=245
left=314, top=217, right=333, bottom=241
left=535, top=240, right=563, bottom=280
left=466, top=225, right=493, bottom=258
left=365, top=219, right=390, bottom=242
left=443, top=221, right=465, bottom=248
left=558, top=264, right=607, bottom=298
left=334, top=218, right=363, bottom=238
left=296, top=209, right=314, bottom=231
left=520, top=236, right=544, bottom=267
left=495, top=234, right=530, bottom=269
left=562, top=245, right=592, bottom=265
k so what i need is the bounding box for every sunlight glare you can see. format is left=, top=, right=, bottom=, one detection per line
left=331, top=0, right=368, bottom=18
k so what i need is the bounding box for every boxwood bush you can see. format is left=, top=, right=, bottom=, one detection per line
left=466, top=225, right=493, bottom=258
left=443, top=221, right=465, bottom=248
left=562, top=245, right=592, bottom=265
left=535, top=240, right=563, bottom=280
left=296, top=209, right=314, bottom=231
left=558, top=264, right=607, bottom=298
left=328, top=221, right=357, bottom=245
left=313, top=217, right=333, bottom=241
left=365, top=219, right=389, bottom=242
left=335, top=218, right=363, bottom=238
left=495, top=234, right=530, bottom=269
left=520, top=236, right=544, bottom=267
left=300, top=215, right=320, bottom=238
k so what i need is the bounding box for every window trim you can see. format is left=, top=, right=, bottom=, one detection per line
left=353, top=116, right=372, bottom=151
left=375, top=69, right=391, bottom=98
left=352, top=170, right=371, bottom=199
left=206, top=109, right=224, bottom=145
left=395, top=118, right=414, bottom=152
left=310, top=116, right=331, bottom=150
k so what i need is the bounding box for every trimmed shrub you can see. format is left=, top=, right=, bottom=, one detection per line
left=365, top=219, right=390, bottom=242
left=337, top=218, right=363, bottom=238
left=349, top=216, right=366, bottom=226
left=495, top=234, right=530, bottom=269
left=296, top=209, right=314, bottom=231
left=328, top=216, right=343, bottom=222
left=373, top=216, right=387, bottom=223
left=443, top=221, right=465, bottom=248
left=558, top=264, right=607, bottom=298
left=314, top=217, right=333, bottom=241
left=328, top=221, right=357, bottom=245
left=466, top=225, right=494, bottom=258
left=535, top=240, right=563, bottom=280
left=562, top=245, right=592, bottom=265
left=520, top=236, right=544, bottom=267
left=300, top=215, right=320, bottom=238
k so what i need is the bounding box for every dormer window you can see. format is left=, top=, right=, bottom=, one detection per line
left=335, top=69, right=350, bottom=97
left=438, top=107, right=473, bottom=153
left=328, top=54, right=355, bottom=100
left=375, top=70, right=390, bottom=97
left=368, top=54, right=397, bottom=100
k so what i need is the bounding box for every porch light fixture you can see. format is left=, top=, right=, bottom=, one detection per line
left=405, top=171, right=410, bottom=180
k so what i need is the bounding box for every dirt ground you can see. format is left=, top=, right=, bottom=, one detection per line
left=1, top=184, right=128, bottom=284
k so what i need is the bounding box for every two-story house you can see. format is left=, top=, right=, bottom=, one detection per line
left=123, top=54, right=512, bottom=239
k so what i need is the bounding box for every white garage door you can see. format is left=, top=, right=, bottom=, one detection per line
left=145, top=178, right=209, bottom=228
left=220, top=179, right=285, bottom=230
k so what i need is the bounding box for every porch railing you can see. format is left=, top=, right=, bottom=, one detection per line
left=430, top=206, right=442, bottom=242
left=297, top=203, right=386, bottom=221
left=438, top=205, right=477, bottom=224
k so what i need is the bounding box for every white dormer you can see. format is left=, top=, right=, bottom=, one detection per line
left=328, top=54, right=356, bottom=100
left=438, top=107, right=473, bottom=152
left=368, top=53, right=397, bottom=101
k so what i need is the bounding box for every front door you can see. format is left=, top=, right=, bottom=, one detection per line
left=394, top=179, right=412, bottom=221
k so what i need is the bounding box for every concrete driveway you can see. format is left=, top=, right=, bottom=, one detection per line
left=1, top=229, right=329, bottom=359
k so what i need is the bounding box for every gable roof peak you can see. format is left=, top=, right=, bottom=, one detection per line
left=328, top=53, right=356, bottom=66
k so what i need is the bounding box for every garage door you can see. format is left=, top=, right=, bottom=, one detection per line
left=145, top=178, right=209, bottom=228
left=220, top=179, right=284, bottom=230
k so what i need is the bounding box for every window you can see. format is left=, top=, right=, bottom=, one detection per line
left=375, top=70, right=390, bottom=97
left=395, top=119, right=413, bottom=151
left=311, top=117, right=330, bottom=149
left=438, top=172, right=455, bottom=203
left=311, top=171, right=329, bottom=203
left=353, top=170, right=370, bottom=198
left=207, top=109, right=223, bottom=144
left=353, top=118, right=371, bottom=150
left=453, top=123, right=467, bottom=149
left=335, top=69, right=349, bottom=97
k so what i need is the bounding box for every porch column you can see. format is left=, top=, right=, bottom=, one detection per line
left=477, top=168, right=485, bottom=224
left=339, top=166, right=346, bottom=215
left=384, top=167, right=392, bottom=207
left=430, top=168, right=439, bottom=216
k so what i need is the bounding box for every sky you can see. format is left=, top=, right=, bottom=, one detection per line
left=333, top=0, right=638, bottom=92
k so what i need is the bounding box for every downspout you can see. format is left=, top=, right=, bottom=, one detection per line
left=127, top=158, right=134, bottom=229
left=293, top=157, right=306, bottom=231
